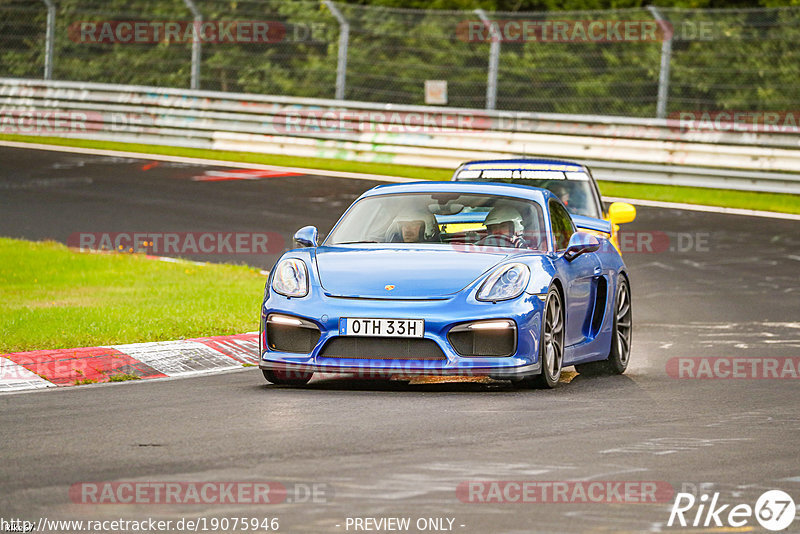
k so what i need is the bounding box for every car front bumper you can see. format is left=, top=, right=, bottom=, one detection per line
left=259, top=289, right=544, bottom=379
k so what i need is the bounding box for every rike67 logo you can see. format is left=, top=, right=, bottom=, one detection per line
left=668, top=489, right=796, bottom=531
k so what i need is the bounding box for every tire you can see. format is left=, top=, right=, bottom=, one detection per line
left=262, top=368, right=314, bottom=386
left=516, top=286, right=564, bottom=389
left=575, top=276, right=632, bottom=376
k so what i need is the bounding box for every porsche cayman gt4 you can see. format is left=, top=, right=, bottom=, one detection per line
left=259, top=181, right=631, bottom=388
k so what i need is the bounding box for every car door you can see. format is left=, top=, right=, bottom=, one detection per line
left=549, top=200, right=600, bottom=347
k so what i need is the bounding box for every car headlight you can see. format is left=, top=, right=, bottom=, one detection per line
left=271, top=258, right=309, bottom=298
left=477, top=263, right=530, bottom=302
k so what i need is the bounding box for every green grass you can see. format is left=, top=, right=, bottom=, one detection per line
left=0, top=237, right=265, bottom=353
left=2, top=134, right=798, bottom=214
left=597, top=181, right=800, bottom=215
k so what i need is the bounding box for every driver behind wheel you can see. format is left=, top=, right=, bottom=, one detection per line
left=551, top=183, right=571, bottom=208
left=389, top=208, right=441, bottom=243
left=480, top=205, right=527, bottom=248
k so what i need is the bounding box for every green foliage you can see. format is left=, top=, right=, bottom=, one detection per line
left=356, top=0, right=800, bottom=8
left=0, top=1, right=798, bottom=116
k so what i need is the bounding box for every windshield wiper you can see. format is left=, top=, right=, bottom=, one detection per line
left=334, top=240, right=379, bottom=244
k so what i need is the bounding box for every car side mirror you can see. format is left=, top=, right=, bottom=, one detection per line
left=293, top=226, right=318, bottom=248
left=564, top=232, right=600, bottom=261
left=608, top=202, right=636, bottom=225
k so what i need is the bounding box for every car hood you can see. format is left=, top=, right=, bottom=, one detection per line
left=314, top=245, right=512, bottom=299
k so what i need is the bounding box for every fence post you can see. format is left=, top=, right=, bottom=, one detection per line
left=42, top=0, right=56, bottom=79
left=324, top=0, right=349, bottom=100
left=183, top=0, right=202, bottom=90
left=474, top=9, right=499, bottom=110
left=648, top=5, right=672, bottom=119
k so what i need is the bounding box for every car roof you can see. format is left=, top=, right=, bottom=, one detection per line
left=456, top=158, right=589, bottom=173
left=363, top=180, right=556, bottom=205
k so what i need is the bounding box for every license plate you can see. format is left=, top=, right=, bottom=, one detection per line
left=341, top=318, right=424, bottom=338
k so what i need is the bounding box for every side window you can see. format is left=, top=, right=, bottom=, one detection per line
left=549, top=200, right=575, bottom=252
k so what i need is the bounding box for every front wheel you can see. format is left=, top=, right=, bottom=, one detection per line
left=515, top=286, right=564, bottom=389
left=262, top=368, right=314, bottom=386
left=575, top=276, right=632, bottom=376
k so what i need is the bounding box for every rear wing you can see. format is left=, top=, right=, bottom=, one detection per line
left=571, top=214, right=612, bottom=235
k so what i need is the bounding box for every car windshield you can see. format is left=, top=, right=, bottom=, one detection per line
left=326, top=192, right=548, bottom=251
left=455, top=169, right=601, bottom=218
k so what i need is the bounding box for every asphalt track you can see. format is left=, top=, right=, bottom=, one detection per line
left=1, top=145, right=799, bottom=533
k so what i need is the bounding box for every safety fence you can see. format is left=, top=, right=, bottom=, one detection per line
left=2, top=2, right=800, bottom=118
left=1, top=78, right=799, bottom=194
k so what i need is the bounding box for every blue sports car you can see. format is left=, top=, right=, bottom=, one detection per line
left=259, top=181, right=631, bottom=388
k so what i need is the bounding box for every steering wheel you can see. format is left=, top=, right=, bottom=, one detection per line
left=475, top=234, right=518, bottom=247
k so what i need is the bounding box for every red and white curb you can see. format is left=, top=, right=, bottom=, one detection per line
left=0, top=333, right=259, bottom=393
left=191, top=168, right=303, bottom=181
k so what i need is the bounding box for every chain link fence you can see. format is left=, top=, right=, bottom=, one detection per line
left=1, top=0, right=798, bottom=118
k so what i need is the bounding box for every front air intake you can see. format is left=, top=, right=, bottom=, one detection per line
left=319, top=337, right=446, bottom=360
left=448, top=320, right=516, bottom=357
left=265, top=314, right=321, bottom=353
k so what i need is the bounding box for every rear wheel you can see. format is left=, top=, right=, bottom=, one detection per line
left=262, top=368, right=314, bottom=386
left=575, top=276, right=631, bottom=376
left=516, top=286, right=564, bottom=389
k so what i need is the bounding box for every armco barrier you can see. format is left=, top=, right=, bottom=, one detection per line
left=2, top=78, right=799, bottom=194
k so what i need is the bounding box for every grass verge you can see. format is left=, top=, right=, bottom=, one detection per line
left=1, top=134, right=798, bottom=214
left=598, top=181, right=800, bottom=215
left=0, top=237, right=264, bottom=353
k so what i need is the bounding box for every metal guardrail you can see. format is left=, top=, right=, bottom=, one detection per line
left=2, top=78, right=799, bottom=194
